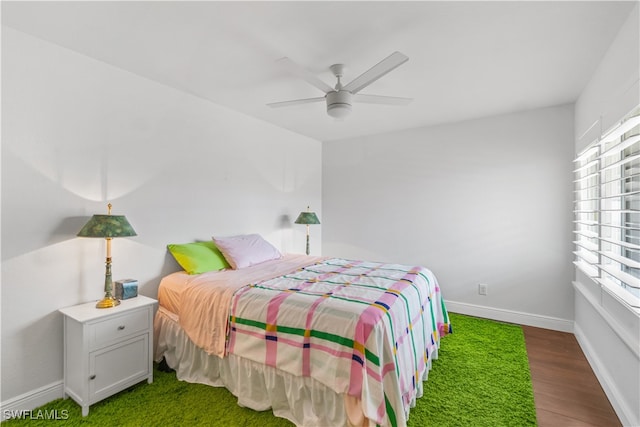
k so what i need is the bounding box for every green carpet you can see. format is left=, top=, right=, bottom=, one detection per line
left=3, top=313, right=536, bottom=426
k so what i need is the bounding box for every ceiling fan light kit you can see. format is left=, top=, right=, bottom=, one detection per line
left=326, top=91, right=352, bottom=119
left=268, top=51, right=412, bottom=119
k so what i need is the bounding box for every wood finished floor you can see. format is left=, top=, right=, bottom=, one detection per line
left=522, top=325, right=621, bottom=427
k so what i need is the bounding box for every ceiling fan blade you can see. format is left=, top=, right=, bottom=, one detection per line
left=277, top=57, right=334, bottom=94
left=353, top=94, right=413, bottom=105
left=267, top=97, right=325, bottom=109
left=343, top=51, right=409, bottom=94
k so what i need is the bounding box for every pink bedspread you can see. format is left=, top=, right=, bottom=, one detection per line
left=159, top=254, right=325, bottom=357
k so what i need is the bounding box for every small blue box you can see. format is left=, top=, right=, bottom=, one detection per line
left=115, top=279, right=138, bottom=300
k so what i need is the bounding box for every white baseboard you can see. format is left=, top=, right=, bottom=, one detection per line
left=1, top=381, right=64, bottom=421
left=574, top=323, right=637, bottom=427
left=445, top=300, right=574, bottom=332
left=573, top=281, right=640, bottom=427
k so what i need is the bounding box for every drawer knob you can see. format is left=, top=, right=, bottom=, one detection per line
left=117, top=325, right=125, bottom=330
left=89, top=375, right=96, bottom=380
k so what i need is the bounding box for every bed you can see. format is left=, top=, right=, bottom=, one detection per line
left=154, top=236, right=450, bottom=427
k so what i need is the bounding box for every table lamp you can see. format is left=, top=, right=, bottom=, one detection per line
left=77, top=203, right=137, bottom=308
left=294, top=206, right=320, bottom=255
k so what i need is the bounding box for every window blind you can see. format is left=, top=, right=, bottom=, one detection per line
left=574, top=106, right=640, bottom=308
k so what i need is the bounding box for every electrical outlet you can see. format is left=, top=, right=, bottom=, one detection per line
left=478, top=283, right=488, bottom=296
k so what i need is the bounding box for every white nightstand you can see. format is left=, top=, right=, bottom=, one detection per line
left=59, top=295, right=157, bottom=416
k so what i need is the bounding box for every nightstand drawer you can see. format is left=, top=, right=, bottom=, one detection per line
left=90, top=308, right=150, bottom=349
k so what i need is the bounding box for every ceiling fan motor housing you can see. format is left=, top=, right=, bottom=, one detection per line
left=326, top=90, right=352, bottom=118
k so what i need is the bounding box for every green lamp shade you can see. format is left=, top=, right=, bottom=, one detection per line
left=77, top=215, right=137, bottom=238
left=294, top=211, right=320, bottom=225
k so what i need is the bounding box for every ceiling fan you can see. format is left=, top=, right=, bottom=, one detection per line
left=267, top=51, right=412, bottom=119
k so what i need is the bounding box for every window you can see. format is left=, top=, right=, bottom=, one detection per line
left=574, top=106, right=640, bottom=309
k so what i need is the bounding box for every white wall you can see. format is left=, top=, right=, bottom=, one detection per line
left=575, top=3, right=640, bottom=149
left=323, top=104, right=575, bottom=330
left=573, top=4, right=640, bottom=427
left=1, top=27, right=321, bottom=409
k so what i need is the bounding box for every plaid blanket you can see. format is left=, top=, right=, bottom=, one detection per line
left=227, top=258, right=451, bottom=426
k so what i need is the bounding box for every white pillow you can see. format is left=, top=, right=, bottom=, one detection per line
left=212, top=234, right=282, bottom=269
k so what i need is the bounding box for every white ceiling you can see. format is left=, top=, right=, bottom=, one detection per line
left=2, top=1, right=636, bottom=142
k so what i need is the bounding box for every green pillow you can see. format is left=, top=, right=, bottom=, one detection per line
left=167, top=241, right=230, bottom=275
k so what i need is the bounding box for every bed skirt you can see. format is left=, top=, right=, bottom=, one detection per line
left=154, top=307, right=379, bottom=426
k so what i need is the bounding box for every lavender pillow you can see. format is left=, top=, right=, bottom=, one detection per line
left=212, top=234, right=282, bottom=269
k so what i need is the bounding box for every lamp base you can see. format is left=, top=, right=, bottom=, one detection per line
left=96, top=296, right=120, bottom=309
